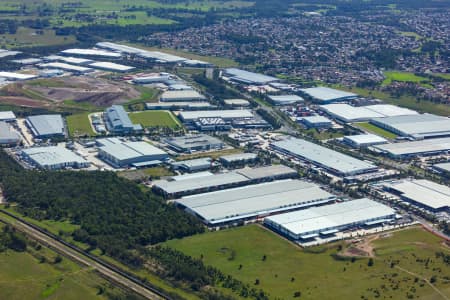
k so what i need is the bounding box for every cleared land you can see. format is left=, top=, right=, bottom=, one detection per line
left=355, top=122, right=397, bottom=139
left=118, top=167, right=174, bottom=181
left=382, top=71, right=431, bottom=88
left=164, top=225, right=450, bottom=300
left=66, top=112, right=96, bottom=137
left=128, top=110, right=181, bottom=128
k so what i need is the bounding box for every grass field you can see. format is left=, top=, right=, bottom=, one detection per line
left=382, top=71, right=432, bottom=88
left=355, top=122, right=397, bottom=139
left=0, top=223, right=127, bottom=300
left=66, top=112, right=96, bottom=137
left=164, top=225, right=450, bottom=300
left=118, top=166, right=174, bottom=181
left=0, top=27, right=77, bottom=48
left=128, top=110, right=181, bottom=128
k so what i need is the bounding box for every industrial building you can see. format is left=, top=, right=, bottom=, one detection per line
left=300, top=116, right=333, bottom=129
left=61, top=48, right=122, bottom=58
left=0, top=111, right=16, bottom=122
left=26, top=114, right=65, bottom=139
left=268, top=95, right=304, bottom=106
left=224, top=99, right=250, bottom=107
left=300, top=87, right=358, bottom=103
left=0, top=50, right=21, bottom=58
left=97, top=138, right=168, bottom=168
left=89, top=62, right=135, bottom=72
left=44, top=55, right=93, bottom=65
left=21, top=146, right=89, bottom=170
left=137, top=51, right=186, bottom=63
left=160, top=90, right=207, bottom=102
left=369, top=114, right=450, bottom=140
left=0, top=72, right=37, bottom=81
left=433, top=162, right=450, bottom=176
left=271, top=137, right=377, bottom=176
left=264, top=198, right=395, bottom=242
left=178, top=110, right=268, bottom=131
left=320, top=104, right=418, bottom=123
left=146, top=101, right=213, bottom=111
left=343, top=134, right=388, bottom=148
left=132, top=73, right=173, bottom=84
left=371, top=137, right=450, bottom=158
left=0, top=121, right=20, bottom=145
left=96, top=42, right=145, bottom=54
left=164, top=134, right=224, bottom=153
left=171, top=158, right=212, bottom=172
left=39, top=62, right=93, bottom=74
left=384, top=179, right=450, bottom=213
left=222, top=68, right=279, bottom=85
left=104, top=105, right=142, bottom=134
left=176, top=179, right=336, bottom=226
left=153, top=164, right=297, bottom=198
left=219, top=153, right=258, bottom=167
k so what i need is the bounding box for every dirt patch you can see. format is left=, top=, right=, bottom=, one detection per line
left=0, top=96, right=48, bottom=108
left=340, top=234, right=381, bottom=257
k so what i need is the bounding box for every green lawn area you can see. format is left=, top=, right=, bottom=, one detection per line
left=164, top=225, right=450, bottom=300
left=0, top=27, right=76, bottom=48
left=128, top=110, right=181, bottom=128
left=66, top=112, right=96, bottom=137
left=355, top=122, right=397, bottom=139
left=0, top=223, right=127, bottom=300
left=433, top=73, right=450, bottom=81
left=118, top=166, right=174, bottom=181
left=382, top=71, right=432, bottom=88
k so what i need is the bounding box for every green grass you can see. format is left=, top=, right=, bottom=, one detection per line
left=382, top=71, right=432, bottom=88
left=355, top=122, right=398, bottom=139
left=118, top=167, right=174, bottom=181
left=398, top=31, right=422, bottom=40
left=0, top=27, right=76, bottom=48
left=0, top=223, right=127, bottom=300
left=164, top=225, right=450, bottom=300
left=433, top=73, right=450, bottom=81
left=128, top=110, right=181, bottom=128
left=126, top=86, right=160, bottom=111
left=66, top=112, right=96, bottom=137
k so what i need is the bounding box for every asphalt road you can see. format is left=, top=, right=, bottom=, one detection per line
left=0, top=212, right=167, bottom=300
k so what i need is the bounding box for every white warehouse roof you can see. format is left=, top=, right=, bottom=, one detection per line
left=344, top=134, right=388, bottom=147
left=224, top=68, right=279, bottom=85
left=0, top=72, right=37, bottom=80
left=384, top=179, right=450, bottom=211
left=372, top=137, right=450, bottom=157
left=89, top=61, right=135, bottom=72
left=370, top=114, right=450, bottom=139
left=160, top=90, right=206, bottom=101
left=22, top=146, right=88, bottom=169
left=0, top=111, right=16, bottom=121
left=61, top=48, right=121, bottom=58
left=177, top=179, right=335, bottom=225
left=39, top=62, right=93, bottom=73
left=301, top=87, right=358, bottom=102
left=320, top=104, right=418, bottom=123
left=44, top=55, right=93, bottom=65
left=265, top=198, right=395, bottom=238
left=268, top=95, right=304, bottom=105
left=179, top=110, right=254, bottom=121
left=271, top=137, right=377, bottom=176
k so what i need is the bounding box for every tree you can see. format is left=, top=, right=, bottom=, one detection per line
left=368, top=258, right=374, bottom=267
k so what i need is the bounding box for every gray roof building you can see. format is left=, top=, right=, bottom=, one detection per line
left=268, top=95, right=304, bottom=105
left=21, top=146, right=89, bottom=170
left=223, top=68, right=279, bottom=85
left=370, top=114, right=450, bottom=140
left=0, top=121, right=20, bottom=145
left=104, top=105, right=142, bottom=134
left=171, top=158, right=212, bottom=172
left=160, top=90, right=207, bottom=102
left=164, top=134, right=224, bottom=153
left=320, top=104, right=418, bottom=123
left=344, top=134, right=388, bottom=148
left=300, top=87, right=358, bottom=103
left=97, top=138, right=168, bottom=167
left=271, top=137, right=377, bottom=176
left=26, top=114, right=65, bottom=138
left=265, top=198, right=395, bottom=241
left=176, top=179, right=335, bottom=226
left=371, top=137, right=450, bottom=158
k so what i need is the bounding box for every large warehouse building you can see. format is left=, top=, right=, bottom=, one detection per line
left=271, top=137, right=377, bottom=176
left=320, top=104, right=418, bottom=123
left=370, top=114, right=450, bottom=140
left=153, top=164, right=297, bottom=198
left=97, top=138, right=168, bottom=168
left=300, top=87, right=358, bottom=103
left=344, top=134, right=388, bottom=148
left=160, top=90, right=207, bottom=102
left=176, top=179, right=336, bottom=226
left=61, top=48, right=121, bottom=58
left=268, top=95, right=304, bottom=106
left=164, top=134, right=224, bottom=153
left=383, top=179, right=450, bottom=213
left=265, top=198, right=395, bottom=242
left=21, top=146, right=90, bottom=170
left=222, top=68, right=279, bottom=85
left=371, top=137, right=450, bottom=159
left=104, top=105, right=142, bottom=134
left=0, top=121, right=20, bottom=145
left=26, top=114, right=65, bottom=139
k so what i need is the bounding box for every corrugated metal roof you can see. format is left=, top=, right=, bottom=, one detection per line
left=26, top=114, right=65, bottom=137
left=224, top=68, right=279, bottom=84
left=301, top=87, right=357, bottom=102
left=22, top=146, right=88, bottom=168
left=177, top=179, right=335, bottom=224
